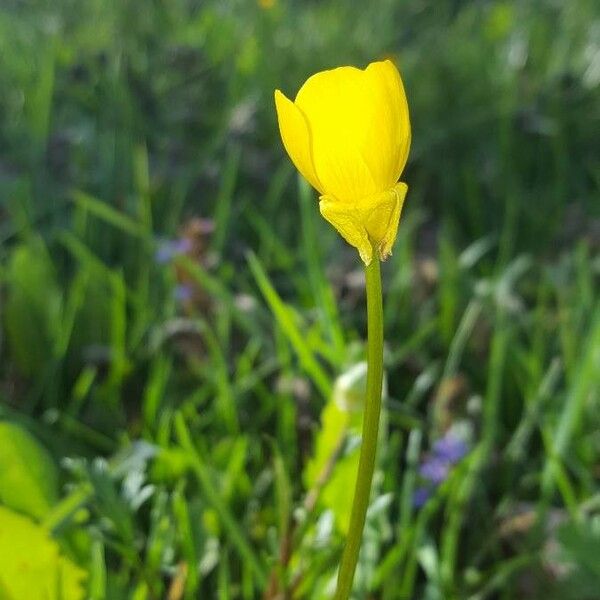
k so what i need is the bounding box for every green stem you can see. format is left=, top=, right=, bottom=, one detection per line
left=335, top=253, right=384, bottom=599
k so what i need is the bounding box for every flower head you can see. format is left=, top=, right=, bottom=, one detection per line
left=155, top=238, right=192, bottom=264
left=412, top=487, right=431, bottom=508
left=274, top=60, right=411, bottom=264
left=174, top=283, right=194, bottom=303
left=419, top=457, right=450, bottom=485
left=432, top=434, right=468, bottom=463
left=413, top=431, right=469, bottom=508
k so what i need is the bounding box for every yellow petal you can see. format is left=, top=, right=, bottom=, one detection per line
left=295, top=61, right=410, bottom=203
left=295, top=66, right=380, bottom=202
left=274, top=90, right=323, bottom=193
left=366, top=60, right=411, bottom=181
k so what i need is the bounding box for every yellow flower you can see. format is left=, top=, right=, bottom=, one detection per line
left=274, top=60, right=411, bottom=264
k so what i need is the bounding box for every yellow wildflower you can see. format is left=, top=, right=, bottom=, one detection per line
left=274, top=60, right=411, bottom=264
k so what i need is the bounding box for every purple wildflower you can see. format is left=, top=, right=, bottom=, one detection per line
left=174, top=283, right=194, bottom=303
left=155, top=238, right=192, bottom=264
left=413, top=487, right=431, bottom=508
left=432, top=433, right=468, bottom=464
left=419, top=456, right=450, bottom=485
left=413, top=432, right=469, bottom=509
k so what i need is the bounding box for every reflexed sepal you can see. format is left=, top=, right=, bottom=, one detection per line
left=319, top=182, right=408, bottom=265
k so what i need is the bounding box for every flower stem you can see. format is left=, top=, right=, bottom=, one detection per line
left=334, top=252, right=384, bottom=599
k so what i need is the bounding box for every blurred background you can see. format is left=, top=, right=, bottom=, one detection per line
left=0, top=0, right=599, bottom=598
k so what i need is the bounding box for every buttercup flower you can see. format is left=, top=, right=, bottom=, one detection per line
left=274, top=60, right=411, bottom=264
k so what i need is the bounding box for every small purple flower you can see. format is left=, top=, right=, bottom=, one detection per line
left=432, top=433, right=468, bottom=464
left=155, top=238, right=192, bottom=264
left=413, top=432, right=469, bottom=509
left=419, top=456, right=450, bottom=485
left=413, top=487, right=431, bottom=508
left=174, top=283, right=194, bottom=303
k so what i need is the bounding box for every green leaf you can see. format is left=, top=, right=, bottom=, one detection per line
left=247, top=251, right=332, bottom=399
left=303, top=362, right=389, bottom=536
left=0, top=505, right=87, bottom=600
left=0, top=421, right=59, bottom=519
left=3, top=240, right=62, bottom=377
left=303, top=364, right=367, bottom=536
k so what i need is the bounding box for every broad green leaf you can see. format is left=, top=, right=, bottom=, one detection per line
left=0, top=421, right=58, bottom=519
left=303, top=363, right=388, bottom=535
left=303, top=364, right=366, bottom=535
left=0, top=505, right=87, bottom=600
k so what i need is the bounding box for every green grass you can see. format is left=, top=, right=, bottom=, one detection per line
left=0, top=0, right=599, bottom=598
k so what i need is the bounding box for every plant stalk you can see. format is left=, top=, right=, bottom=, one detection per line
left=334, top=251, right=384, bottom=599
